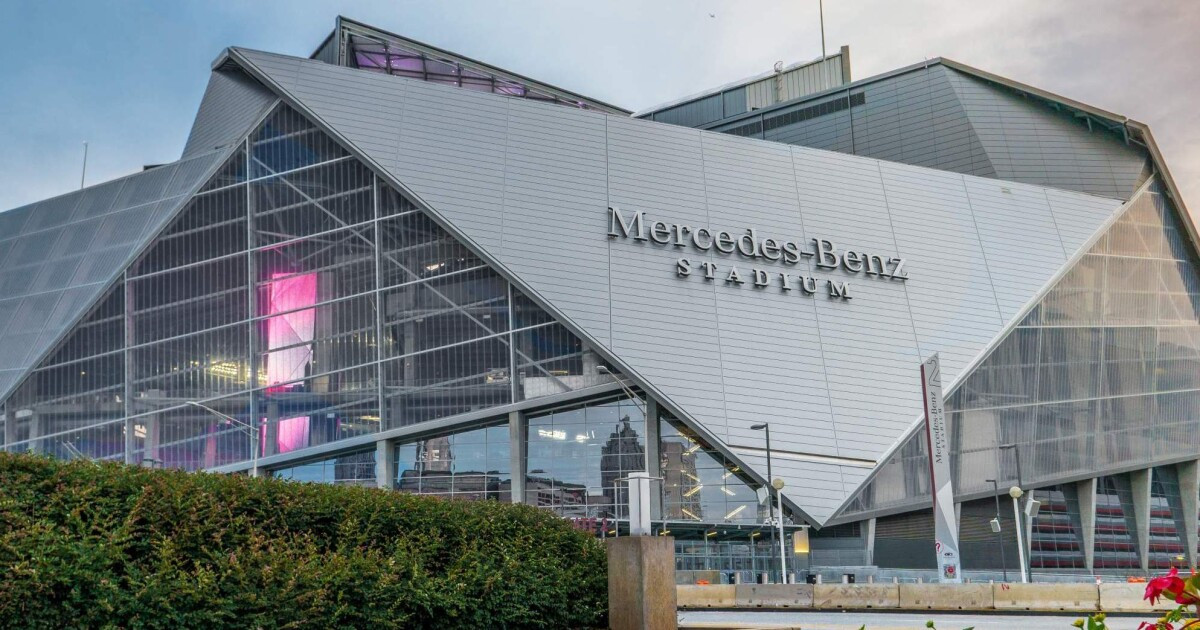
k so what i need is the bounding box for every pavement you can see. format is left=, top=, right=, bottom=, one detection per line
left=678, top=609, right=1154, bottom=629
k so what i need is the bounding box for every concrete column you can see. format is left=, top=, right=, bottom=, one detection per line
left=644, top=397, right=661, bottom=520
left=2, top=410, right=13, bottom=451
left=1131, top=468, right=1152, bottom=572
left=1077, top=477, right=1098, bottom=571
left=508, top=410, right=526, bottom=504
left=1178, top=460, right=1200, bottom=568
left=26, top=411, right=41, bottom=454
left=375, top=438, right=395, bottom=490
left=606, top=536, right=677, bottom=630
left=866, top=517, right=877, bottom=566
left=144, top=414, right=161, bottom=467
left=263, top=401, right=280, bottom=457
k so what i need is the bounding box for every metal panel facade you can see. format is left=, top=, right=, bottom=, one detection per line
left=0, top=150, right=227, bottom=402
left=229, top=50, right=1128, bottom=520
left=182, top=70, right=277, bottom=158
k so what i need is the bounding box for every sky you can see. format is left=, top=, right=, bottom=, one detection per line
left=0, top=0, right=1197, bottom=221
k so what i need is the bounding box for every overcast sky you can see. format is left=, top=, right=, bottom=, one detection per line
left=1, top=0, right=1196, bottom=222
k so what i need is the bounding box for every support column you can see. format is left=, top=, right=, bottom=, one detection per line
left=508, top=410, right=526, bottom=504
left=375, top=438, right=395, bottom=490
left=2, top=408, right=13, bottom=451
left=1178, top=460, right=1200, bottom=569
left=25, top=411, right=41, bottom=454
left=1077, top=477, right=1098, bottom=572
left=123, top=272, right=135, bottom=465
left=866, top=517, right=877, bottom=566
left=607, top=536, right=677, bottom=630
left=264, top=401, right=280, bottom=458
left=644, top=397, right=661, bottom=520
left=144, top=414, right=161, bottom=468
left=1131, top=468, right=1152, bottom=572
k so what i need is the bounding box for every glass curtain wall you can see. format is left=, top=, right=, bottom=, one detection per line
left=842, top=181, right=1200, bottom=519
left=0, top=104, right=616, bottom=470
left=525, top=396, right=646, bottom=519
left=1028, top=485, right=1086, bottom=569
left=395, top=424, right=511, bottom=502
left=1149, top=466, right=1188, bottom=569
left=659, top=411, right=769, bottom=526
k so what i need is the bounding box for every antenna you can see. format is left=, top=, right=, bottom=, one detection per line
left=819, top=0, right=827, bottom=58
left=80, top=141, right=89, bottom=189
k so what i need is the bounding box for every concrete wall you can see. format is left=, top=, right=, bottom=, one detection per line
left=677, top=581, right=1172, bottom=613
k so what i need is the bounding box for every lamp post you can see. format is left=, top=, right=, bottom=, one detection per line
left=1000, top=443, right=1029, bottom=582
left=986, top=478, right=1008, bottom=581
left=1009, top=485, right=1028, bottom=583
left=187, top=401, right=258, bottom=477
left=751, top=423, right=787, bottom=582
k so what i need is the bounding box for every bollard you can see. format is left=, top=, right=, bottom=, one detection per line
left=787, top=572, right=796, bottom=584
left=892, top=577, right=899, bottom=584
left=815, top=574, right=823, bottom=584
left=867, top=575, right=875, bottom=584
left=759, top=572, right=769, bottom=585
left=733, top=573, right=742, bottom=585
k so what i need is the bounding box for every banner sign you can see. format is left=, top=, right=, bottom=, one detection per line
left=921, top=354, right=961, bottom=583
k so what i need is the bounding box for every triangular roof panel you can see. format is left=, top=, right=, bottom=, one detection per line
left=0, top=149, right=230, bottom=401
left=225, top=48, right=1129, bottom=523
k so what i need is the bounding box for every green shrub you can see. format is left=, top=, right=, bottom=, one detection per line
left=0, top=453, right=607, bottom=629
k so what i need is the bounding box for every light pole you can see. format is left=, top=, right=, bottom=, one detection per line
left=1009, top=485, right=1028, bottom=583
left=751, top=423, right=787, bottom=582
left=187, top=401, right=258, bottom=477
left=1000, top=443, right=1029, bottom=582
left=986, top=478, right=1008, bottom=581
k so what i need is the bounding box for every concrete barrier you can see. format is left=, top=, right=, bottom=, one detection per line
left=813, top=583, right=901, bottom=609
left=992, top=582, right=1099, bottom=612
left=733, top=584, right=815, bottom=608
left=676, top=585, right=736, bottom=609
left=1099, top=583, right=1173, bottom=613
left=899, top=583, right=993, bottom=610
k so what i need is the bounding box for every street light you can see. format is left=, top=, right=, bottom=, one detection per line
left=1000, top=443, right=1030, bottom=583
left=186, top=401, right=258, bottom=477
left=751, top=423, right=787, bottom=583
left=986, top=478, right=1008, bottom=581
left=1009, top=485, right=1028, bottom=583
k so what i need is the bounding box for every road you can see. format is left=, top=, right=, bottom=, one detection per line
left=679, top=609, right=1154, bottom=629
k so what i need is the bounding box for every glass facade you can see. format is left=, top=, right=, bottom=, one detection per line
left=273, top=449, right=375, bottom=486
left=343, top=31, right=599, bottom=110
left=1094, top=475, right=1140, bottom=569
left=659, top=411, right=769, bottom=525
left=395, top=424, right=511, bottom=502
left=526, top=396, right=646, bottom=518
left=1029, top=485, right=1086, bottom=570
left=0, top=104, right=617, bottom=470
left=841, top=181, right=1200, bottom=520
left=1149, top=466, right=1189, bottom=569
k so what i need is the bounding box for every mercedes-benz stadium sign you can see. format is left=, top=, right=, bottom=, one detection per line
left=607, top=206, right=909, bottom=301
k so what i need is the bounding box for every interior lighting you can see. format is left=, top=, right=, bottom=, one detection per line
left=723, top=505, right=747, bottom=520
left=681, top=508, right=700, bottom=521
left=683, top=485, right=704, bottom=497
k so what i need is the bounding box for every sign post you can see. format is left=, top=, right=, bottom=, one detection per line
left=921, top=354, right=961, bottom=583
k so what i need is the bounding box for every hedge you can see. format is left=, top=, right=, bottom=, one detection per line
left=0, top=453, right=607, bottom=629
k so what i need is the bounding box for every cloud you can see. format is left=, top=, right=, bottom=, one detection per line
left=1, top=0, right=1195, bottom=220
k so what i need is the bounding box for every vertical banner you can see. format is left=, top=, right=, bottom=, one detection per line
left=921, top=353, right=961, bottom=582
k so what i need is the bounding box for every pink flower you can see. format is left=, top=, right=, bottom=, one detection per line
left=1146, top=568, right=1185, bottom=605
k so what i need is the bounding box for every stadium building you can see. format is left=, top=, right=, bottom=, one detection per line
left=1, top=16, right=1197, bottom=580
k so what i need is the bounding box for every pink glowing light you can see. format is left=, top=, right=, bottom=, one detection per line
left=275, top=416, right=310, bottom=454
left=265, top=272, right=317, bottom=390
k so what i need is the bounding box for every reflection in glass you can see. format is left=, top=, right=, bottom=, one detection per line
left=659, top=411, right=767, bottom=525
left=394, top=424, right=511, bottom=501
left=526, top=396, right=645, bottom=518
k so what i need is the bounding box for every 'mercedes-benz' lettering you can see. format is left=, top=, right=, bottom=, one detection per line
left=607, top=206, right=911, bottom=302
